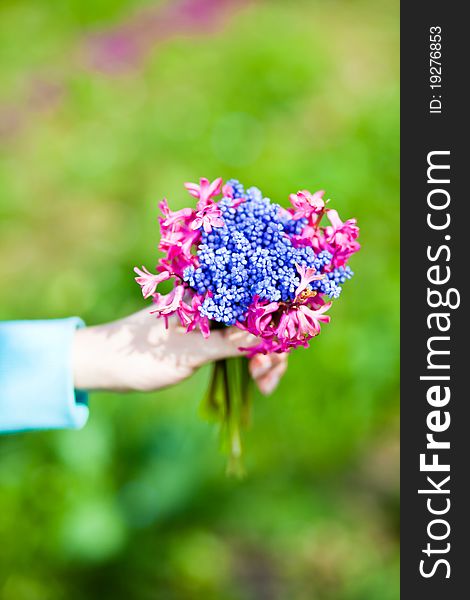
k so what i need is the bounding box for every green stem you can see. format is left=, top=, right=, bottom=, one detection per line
left=240, top=356, right=252, bottom=427
left=201, top=356, right=253, bottom=476
left=208, top=361, right=222, bottom=414
left=222, top=358, right=244, bottom=477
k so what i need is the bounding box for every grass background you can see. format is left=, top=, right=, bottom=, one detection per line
left=0, top=1, right=399, bottom=598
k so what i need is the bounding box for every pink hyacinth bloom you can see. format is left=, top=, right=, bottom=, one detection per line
left=237, top=297, right=281, bottom=356
left=324, top=209, right=360, bottom=268
left=160, top=231, right=196, bottom=259
left=134, top=266, right=171, bottom=299
left=159, top=198, right=194, bottom=227
left=240, top=297, right=279, bottom=338
left=276, top=311, right=299, bottom=340
left=157, top=198, right=201, bottom=276
left=325, top=209, right=359, bottom=234
left=151, top=285, right=184, bottom=317
left=294, top=263, right=324, bottom=298
left=296, top=302, right=331, bottom=336
left=276, top=301, right=331, bottom=341
left=160, top=226, right=200, bottom=262
left=177, top=293, right=211, bottom=338
left=230, top=197, right=246, bottom=208
left=184, top=177, right=223, bottom=206
left=290, top=224, right=330, bottom=255
left=191, top=202, right=224, bottom=233
left=222, top=183, right=234, bottom=198
left=289, top=190, right=325, bottom=220
left=222, top=183, right=246, bottom=208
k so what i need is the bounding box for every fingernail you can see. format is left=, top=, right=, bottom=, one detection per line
left=251, top=365, right=265, bottom=378
left=250, top=356, right=272, bottom=379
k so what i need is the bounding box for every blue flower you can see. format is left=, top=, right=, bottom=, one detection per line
left=182, top=180, right=354, bottom=325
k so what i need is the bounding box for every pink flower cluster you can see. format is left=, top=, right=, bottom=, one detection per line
left=288, top=190, right=360, bottom=269
left=134, top=178, right=360, bottom=356
left=239, top=291, right=332, bottom=356
left=135, top=178, right=225, bottom=338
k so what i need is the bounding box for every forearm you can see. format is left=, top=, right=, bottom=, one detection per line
left=71, top=312, right=197, bottom=393
left=72, top=324, right=115, bottom=391
left=72, top=321, right=147, bottom=392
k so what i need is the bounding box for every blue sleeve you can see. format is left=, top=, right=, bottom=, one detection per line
left=0, top=318, right=89, bottom=433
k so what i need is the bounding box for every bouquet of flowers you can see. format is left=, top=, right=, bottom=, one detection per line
left=135, top=177, right=360, bottom=473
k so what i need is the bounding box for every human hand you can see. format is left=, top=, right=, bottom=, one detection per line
left=72, top=306, right=287, bottom=394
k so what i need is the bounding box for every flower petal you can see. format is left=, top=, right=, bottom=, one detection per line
left=134, top=266, right=171, bottom=299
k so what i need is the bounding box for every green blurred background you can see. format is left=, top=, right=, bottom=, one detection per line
left=0, top=0, right=399, bottom=598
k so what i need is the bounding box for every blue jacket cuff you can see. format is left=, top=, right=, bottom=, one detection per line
left=0, top=318, right=89, bottom=432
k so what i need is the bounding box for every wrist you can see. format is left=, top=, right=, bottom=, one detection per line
left=72, top=325, right=115, bottom=391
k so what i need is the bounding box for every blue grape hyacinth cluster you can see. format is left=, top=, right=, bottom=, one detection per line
left=183, top=180, right=353, bottom=325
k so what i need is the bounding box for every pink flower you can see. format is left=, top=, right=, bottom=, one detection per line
left=222, top=183, right=234, bottom=198
left=191, top=202, right=224, bottom=233
left=295, top=302, right=331, bottom=336
left=289, top=224, right=330, bottom=255
left=237, top=298, right=284, bottom=356
left=159, top=198, right=194, bottom=227
left=184, top=177, right=223, bottom=206
left=276, top=311, right=300, bottom=341
left=151, top=285, right=185, bottom=317
left=276, top=301, right=331, bottom=341
left=222, top=183, right=246, bottom=208
left=160, top=229, right=200, bottom=260
left=324, top=209, right=360, bottom=267
left=289, top=190, right=325, bottom=220
left=158, top=199, right=201, bottom=276
left=177, top=293, right=211, bottom=338
left=240, top=296, right=279, bottom=338
left=134, top=266, right=171, bottom=299
left=236, top=290, right=334, bottom=357
left=294, top=263, right=324, bottom=298
left=230, top=197, right=246, bottom=208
